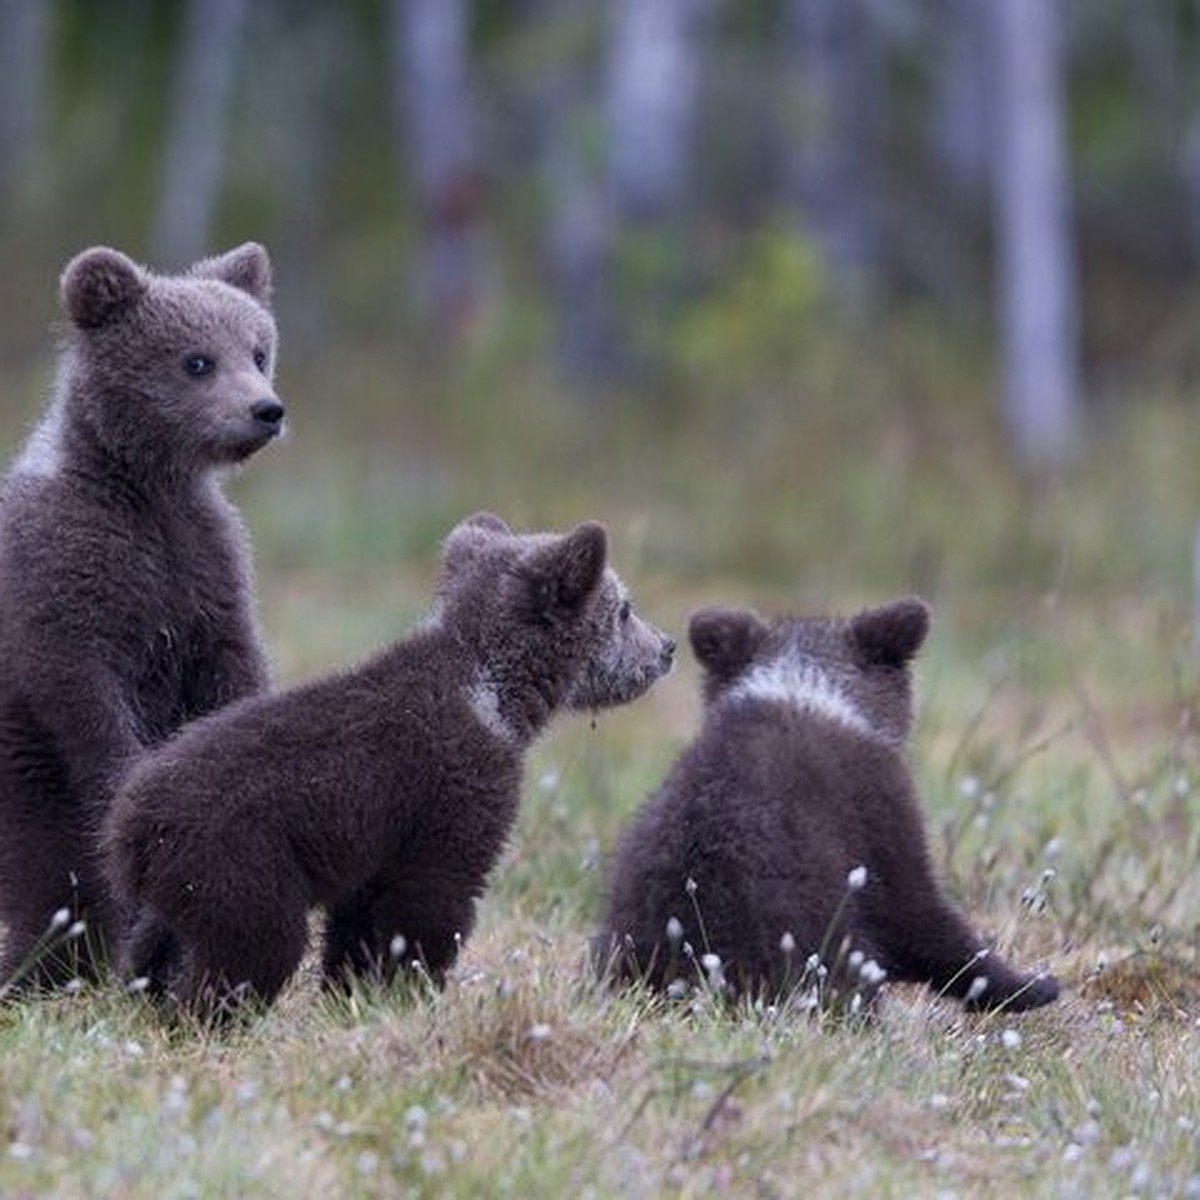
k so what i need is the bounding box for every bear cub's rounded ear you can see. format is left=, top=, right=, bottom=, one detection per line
left=524, top=521, right=608, bottom=618
left=61, top=247, right=149, bottom=329
left=689, top=607, right=769, bottom=682
left=850, top=596, right=931, bottom=667
left=462, top=512, right=512, bottom=536
left=442, top=511, right=511, bottom=575
left=191, top=242, right=273, bottom=307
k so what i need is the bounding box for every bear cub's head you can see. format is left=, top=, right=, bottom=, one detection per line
left=60, top=243, right=283, bottom=471
left=689, top=596, right=931, bottom=747
left=437, top=512, right=676, bottom=715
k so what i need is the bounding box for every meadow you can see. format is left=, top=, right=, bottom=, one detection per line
left=1, top=317, right=1199, bottom=1198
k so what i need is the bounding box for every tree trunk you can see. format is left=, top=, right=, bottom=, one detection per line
left=545, top=87, right=616, bottom=381
left=785, top=0, right=881, bottom=304
left=152, top=0, right=248, bottom=266
left=989, top=0, right=1082, bottom=469
left=391, top=0, right=483, bottom=341
left=606, top=0, right=707, bottom=221
left=0, top=0, right=51, bottom=207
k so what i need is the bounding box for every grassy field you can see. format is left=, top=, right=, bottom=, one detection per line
left=1, top=333, right=1199, bottom=1197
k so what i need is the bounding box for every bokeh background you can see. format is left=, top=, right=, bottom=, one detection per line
left=1, top=0, right=1198, bottom=776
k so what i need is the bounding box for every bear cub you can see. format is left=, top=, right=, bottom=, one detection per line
left=0, top=244, right=282, bottom=990
left=598, top=597, right=1058, bottom=1013
left=104, top=513, right=675, bottom=1019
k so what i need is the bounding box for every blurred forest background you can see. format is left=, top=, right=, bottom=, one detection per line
left=2, top=0, right=1200, bottom=669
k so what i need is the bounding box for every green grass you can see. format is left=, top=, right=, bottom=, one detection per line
left=2, top=337, right=1200, bottom=1196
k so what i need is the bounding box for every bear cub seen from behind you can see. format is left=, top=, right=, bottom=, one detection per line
left=104, top=513, right=675, bottom=1019
left=598, top=597, right=1058, bottom=1013
left=0, top=244, right=282, bottom=990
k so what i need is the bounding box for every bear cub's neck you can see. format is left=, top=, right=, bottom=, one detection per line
left=397, top=619, right=573, bottom=752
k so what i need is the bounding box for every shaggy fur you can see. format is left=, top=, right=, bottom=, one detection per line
left=0, top=244, right=282, bottom=989
left=598, top=598, right=1059, bottom=1013
left=103, top=513, right=675, bottom=1018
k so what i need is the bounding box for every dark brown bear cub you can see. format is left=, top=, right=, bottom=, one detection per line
left=598, top=598, right=1058, bottom=1013
left=0, top=244, right=282, bottom=990
left=104, top=514, right=675, bottom=1019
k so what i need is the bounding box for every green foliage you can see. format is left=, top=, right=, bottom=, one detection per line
left=672, top=226, right=832, bottom=392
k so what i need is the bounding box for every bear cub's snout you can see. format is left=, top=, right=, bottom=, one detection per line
left=250, top=398, right=285, bottom=430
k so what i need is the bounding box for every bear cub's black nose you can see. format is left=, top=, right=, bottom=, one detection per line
left=661, top=638, right=677, bottom=665
left=250, top=398, right=285, bottom=428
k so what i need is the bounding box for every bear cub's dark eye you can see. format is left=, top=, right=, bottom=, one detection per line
left=183, top=354, right=216, bottom=379
left=253, top=349, right=269, bottom=374
left=618, top=599, right=632, bottom=624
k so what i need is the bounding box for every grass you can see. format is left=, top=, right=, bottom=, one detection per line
left=2, top=330, right=1200, bottom=1196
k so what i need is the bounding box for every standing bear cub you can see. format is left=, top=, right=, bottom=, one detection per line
left=598, top=597, right=1058, bottom=1013
left=104, top=513, right=675, bottom=1018
left=0, top=244, right=283, bottom=989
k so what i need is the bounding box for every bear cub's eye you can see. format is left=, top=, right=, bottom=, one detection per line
left=618, top=599, right=632, bottom=624
left=253, top=349, right=269, bottom=374
left=182, top=354, right=216, bottom=379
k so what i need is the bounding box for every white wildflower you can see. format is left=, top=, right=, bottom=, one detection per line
left=684, top=877, right=698, bottom=897
left=846, top=865, right=868, bottom=891
left=526, top=1023, right=553, bottom=1042
left=965, top=976, right=989, bottom=1003
left=389, top=934, right=407, bottom=959
left=49, top=907, right=71, bottom=932
left=859, top=960, right=887, bottom=986
left=666, top=917, right=684, bottom=943
left=1000, top=1028, right=1022, bottom=1050
left=779, top=931, right=796, bottom=955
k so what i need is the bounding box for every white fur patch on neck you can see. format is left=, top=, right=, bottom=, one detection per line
left=728, top=655, right=872, bottom=736
left=464, top=675, right=518, bottom=745
left=12, top=400, right=64, bottom=480
left=415, top=601, right=444, bottom=634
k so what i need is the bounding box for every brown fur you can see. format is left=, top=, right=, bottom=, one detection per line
left=598, top=598, right=1058, bottom=1013
left=103, top=514, right=675, bottom=1019
left=0, top=244, right=282, bottom=989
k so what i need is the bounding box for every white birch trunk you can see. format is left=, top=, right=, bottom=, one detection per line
left=606, top=0, right=707, bottom=220
left=392, top=0, right=482, bottom=338
left=989, top=0, right=1082, bottom=468
left=152, top=0, right=248, bottom=265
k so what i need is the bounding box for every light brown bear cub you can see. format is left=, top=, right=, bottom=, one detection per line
left=598, top=597, right=1058, bottom=1013
left=104, top=513, right=675, bottom=1019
